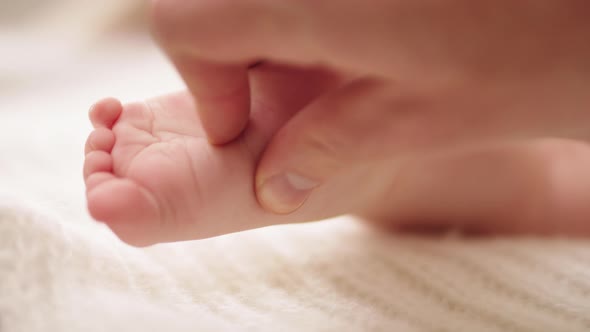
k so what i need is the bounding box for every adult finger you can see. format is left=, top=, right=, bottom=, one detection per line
left=150, top=0, right=254, bottom=144
left=169, top=58, right=251, bottom=144
left=368, top=139, right=590, bottom=236
left=150, top=0, right=590, bottom=88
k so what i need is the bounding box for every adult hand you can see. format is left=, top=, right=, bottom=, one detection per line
left=151, top=0, right=590, bottom=234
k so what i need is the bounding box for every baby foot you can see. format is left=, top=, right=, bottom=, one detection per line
left=84, top=93, right=269, bottom=245
left=84, top=67, right=364, bottom=246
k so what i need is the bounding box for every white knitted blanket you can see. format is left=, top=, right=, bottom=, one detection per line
left=1, top=37, right=590, bottom=332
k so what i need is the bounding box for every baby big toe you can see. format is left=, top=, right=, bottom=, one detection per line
left=87, top=178, right=163, bottom=247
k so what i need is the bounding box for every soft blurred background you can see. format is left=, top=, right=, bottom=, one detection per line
left=1, top=0, right=161, bottom=98
left=0, top=0, right=184, bottom=220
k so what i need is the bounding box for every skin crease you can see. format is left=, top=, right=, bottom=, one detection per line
left=85, top=0, right=590, bottom=246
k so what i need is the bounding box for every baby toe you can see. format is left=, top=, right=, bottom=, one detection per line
left=85, top=128, right=115, bottom=155
left=85, top=172, right=116, bottom=193
left=89, top=98, right=123, bottom=129
left=84, top=151, right=113, bottom=180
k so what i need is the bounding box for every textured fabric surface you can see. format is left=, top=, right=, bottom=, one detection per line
left=1, top=38, right=590, bottom=332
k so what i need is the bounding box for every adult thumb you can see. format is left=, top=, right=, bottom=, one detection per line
left=255, top=79, right=398, bottom=214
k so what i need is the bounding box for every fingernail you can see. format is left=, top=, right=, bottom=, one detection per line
left=257, top=172, right=319, bottom=214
